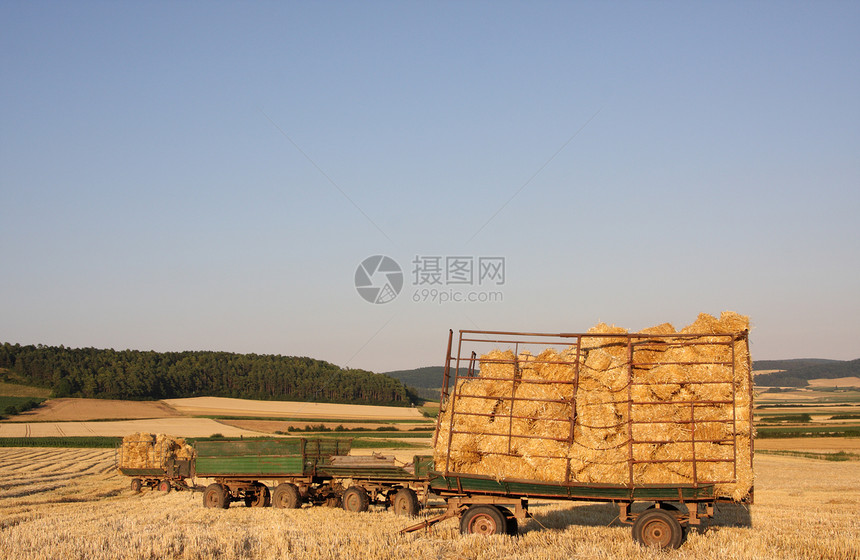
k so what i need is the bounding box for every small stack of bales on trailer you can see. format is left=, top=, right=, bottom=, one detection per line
left=434, top=312, right=753, bottom=501
left=118, top=432, right=195, bottom=470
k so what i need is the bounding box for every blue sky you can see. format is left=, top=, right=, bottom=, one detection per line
left=2, top=1, right=858, bottom=372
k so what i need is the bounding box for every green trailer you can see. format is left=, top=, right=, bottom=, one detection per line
left=195, top=437, right=430, bottom=514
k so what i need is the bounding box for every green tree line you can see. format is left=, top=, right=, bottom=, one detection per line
left=0, top=343, right=414, bottom=406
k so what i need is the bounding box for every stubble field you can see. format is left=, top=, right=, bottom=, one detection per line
left=1, top=448, right=857, bottom=560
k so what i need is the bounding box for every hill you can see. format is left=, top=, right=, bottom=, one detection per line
left=383, top=367, right=446, bottom=402
left=753, top=358, right=841, bottom=371
left=753, top=358, right=860, bottom=387
left=0, top=343, right=413, bottom=406
left=384, top=366, right=446, bottom=388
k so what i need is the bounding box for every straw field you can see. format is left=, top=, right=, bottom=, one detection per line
left=0, top=449, right=857, bottom=560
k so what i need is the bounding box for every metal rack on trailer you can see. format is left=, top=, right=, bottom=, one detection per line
left=401, top=328, right=753, bottom=549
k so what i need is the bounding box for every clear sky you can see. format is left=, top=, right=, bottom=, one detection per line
left=2, top=1, right=858, bottom=372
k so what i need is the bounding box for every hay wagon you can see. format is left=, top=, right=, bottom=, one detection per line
left=116, top=433, right=195, bottom=492
left=196, top=437, right=432, bottom=514
left=405, top=320, right=753, bottom=549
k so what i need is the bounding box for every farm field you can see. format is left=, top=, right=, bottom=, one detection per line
left=755, top=437, right=860, bottom=453
left=215, top=419, right=433, bottom=433
left=12, top=398, right=182, bottom=421
left=0, top=448, right=857, bottom=560
left=808, top=377, right=860, bottom=388
left=0, top=418, right=260, bottom=438
left=163, top=397, right=425, bottom=420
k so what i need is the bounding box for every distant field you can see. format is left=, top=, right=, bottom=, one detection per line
left=0, top=381, right=51, bottom=398
left=755, top=437, right=860, bottom=453
left=217, top=419, right=433, bottom=434
left=163, top=396, right=424, bottom=420
left=9, top=398, right=182, bottom=422
left=808, top=377, right=860, bottom=388
left=0, top=417, right=259, bottom=438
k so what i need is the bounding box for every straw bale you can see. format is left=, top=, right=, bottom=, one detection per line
left=694, top=404, right=733, bottom=422
left=633, top=462, right=690, bottom=484
left=118, top=432, right=194, bottom=471
left=631, top=403, right=679, bottom=423
left=535, top=348, right=579, bottom=384
left=693, top=420, right=734, bottom=442
left=479, top=349, right=517, bottom=381
left=631, top=421, right=689, bottom=442
left=517, top=351, right=538, bottom=379
left=697, top=460, right=735, bottom=483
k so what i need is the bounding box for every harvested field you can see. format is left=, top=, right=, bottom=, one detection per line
left=0, top=382, right=51, bottom=398
left=163, top=397, right=424, bottom=420
left=0, top=450, right=857, bottom=559
left=808, top=377, right=860, bottom=388
left=0, top=418, right=259, bottom=438
left=8, top=398, right=182, bottom=422
left=755, top=437, right=860, bottom=453
left=216, top=419, right=432, bottom=433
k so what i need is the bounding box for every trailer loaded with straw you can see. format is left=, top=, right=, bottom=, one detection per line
left=402, top=312, right=754, bottom=549
left=116, top=433, right=196, bottom=492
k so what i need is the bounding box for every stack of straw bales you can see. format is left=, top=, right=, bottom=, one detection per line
left=434, top=312, right=753, bottom=501
left=118, top=432, right=195, bottom=470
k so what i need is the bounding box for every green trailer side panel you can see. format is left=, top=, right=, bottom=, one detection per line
left=196, top=456, right=305, bottom=476
left=320, top=466, right=415, bottom=479
left=413, top=456, right=434, bottom=478
left=305, top=439, right=352, bottom=456
left=192, top=438, right=352, bottom=477
left=195, top=439, right=303, bottom=458
left=428, top=471, right=716, bottom=501
left=119, top=468, right=165, bottom=477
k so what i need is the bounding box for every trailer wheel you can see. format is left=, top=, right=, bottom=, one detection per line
left=203, top=483, right=229, bottom=509
left=460, top=505, right=507, bottom=535
left=632, top=508, right=683, bottom=549
left=158, top=480, right=171, bottom=493
left=272, top=483, right=302, bottom=509
left=497, top=506, right=519, bottom=536
left=392, top=488, right=419, bottom=517
left=245, top=483, right=270, bottom=507
left=342, top=486, right=370, bottom=513
left=130, top=478, right=142, bottom=493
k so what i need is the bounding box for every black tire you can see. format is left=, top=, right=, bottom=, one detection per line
left=244, top=483, right=270, bottom=507
left=130, top=478, right=142, bottom=493
left=392, top=488, right=419, bottom=517
left=497, top=506, right=519, bottom=536
left=460, top=505, right=507, bottom=535
left=632, top=508, right=684, bottom=549
left=342, top=486, right=370, bottom=513
left=158, top=480, right=171, bottom=493
left=203, top=483, right=229, bottom=509
left=272, top=483, right=302, bottom=509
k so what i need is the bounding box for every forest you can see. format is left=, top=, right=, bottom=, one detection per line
left=0, top=343, right=414, bottom=406
left=753, top=358, right=860, bottom=387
